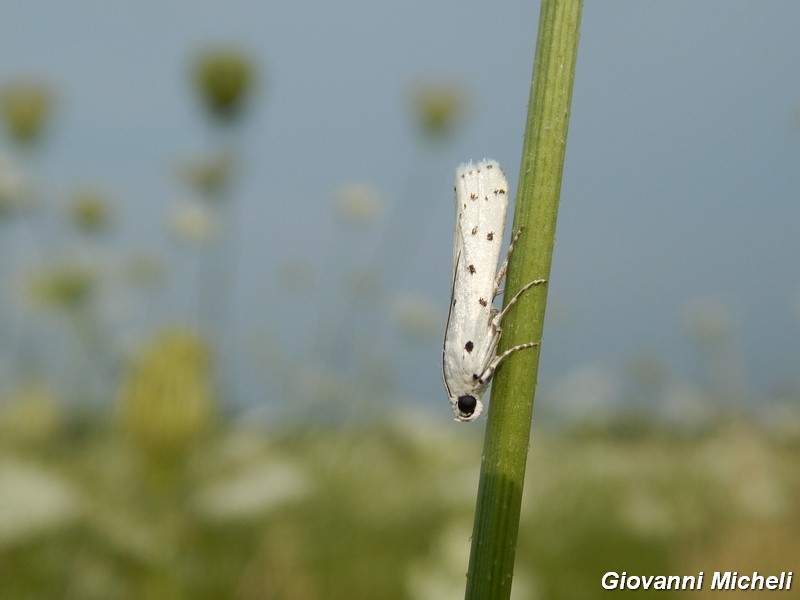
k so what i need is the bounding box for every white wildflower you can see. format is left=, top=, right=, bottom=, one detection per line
left=0, top=458, right=83, bottom=545
left=193, top=459, right=311, bottom=521
left=334, top=183, right=384, bottom=226
left=169, top=201, right=218, bottom=245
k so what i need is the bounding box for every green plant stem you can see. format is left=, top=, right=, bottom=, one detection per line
left=465, top=1, right=582, bottom=598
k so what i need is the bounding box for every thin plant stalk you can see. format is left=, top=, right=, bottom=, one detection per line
left=464, top=1, right=582, bottom=598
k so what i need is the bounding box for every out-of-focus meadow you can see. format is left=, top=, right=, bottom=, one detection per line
left=0, top=47, right=798, bottom=600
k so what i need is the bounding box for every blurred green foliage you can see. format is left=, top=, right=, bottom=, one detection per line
left=0, top=413, right=797, bottom=599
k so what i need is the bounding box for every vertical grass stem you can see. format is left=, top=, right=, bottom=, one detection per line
left=465, top=1, right=582, bottom=598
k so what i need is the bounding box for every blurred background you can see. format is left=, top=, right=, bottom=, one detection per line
left=0, top=2, right=798, bottom=598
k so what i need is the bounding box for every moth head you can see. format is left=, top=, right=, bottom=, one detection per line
left=452, top=394, right=483, bottom=422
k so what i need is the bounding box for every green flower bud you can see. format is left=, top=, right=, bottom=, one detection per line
left=193, top=49, right=255, bottom=122
left=1, top=82, right=53, bottom=145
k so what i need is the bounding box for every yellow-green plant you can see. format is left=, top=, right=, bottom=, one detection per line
left=118, top=328, right=215, bottom=462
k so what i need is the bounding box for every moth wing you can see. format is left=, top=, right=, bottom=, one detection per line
left=443, top=159, right=510, bottom=402
left=451, top=159, right=509, bottom=343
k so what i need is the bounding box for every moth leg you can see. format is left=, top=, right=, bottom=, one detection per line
left=479, top=341, right=539, bottom=384
left=493, top=227, right=525, bottom=295
left=479, top=277, right=546, bottom=382
left=493, top=277, right=547, bottom=327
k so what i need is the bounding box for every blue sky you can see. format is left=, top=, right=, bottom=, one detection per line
left=2, top=1, right=799, bottom=419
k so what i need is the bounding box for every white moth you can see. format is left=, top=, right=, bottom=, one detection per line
left=442, top=159, right=546, bottom=422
